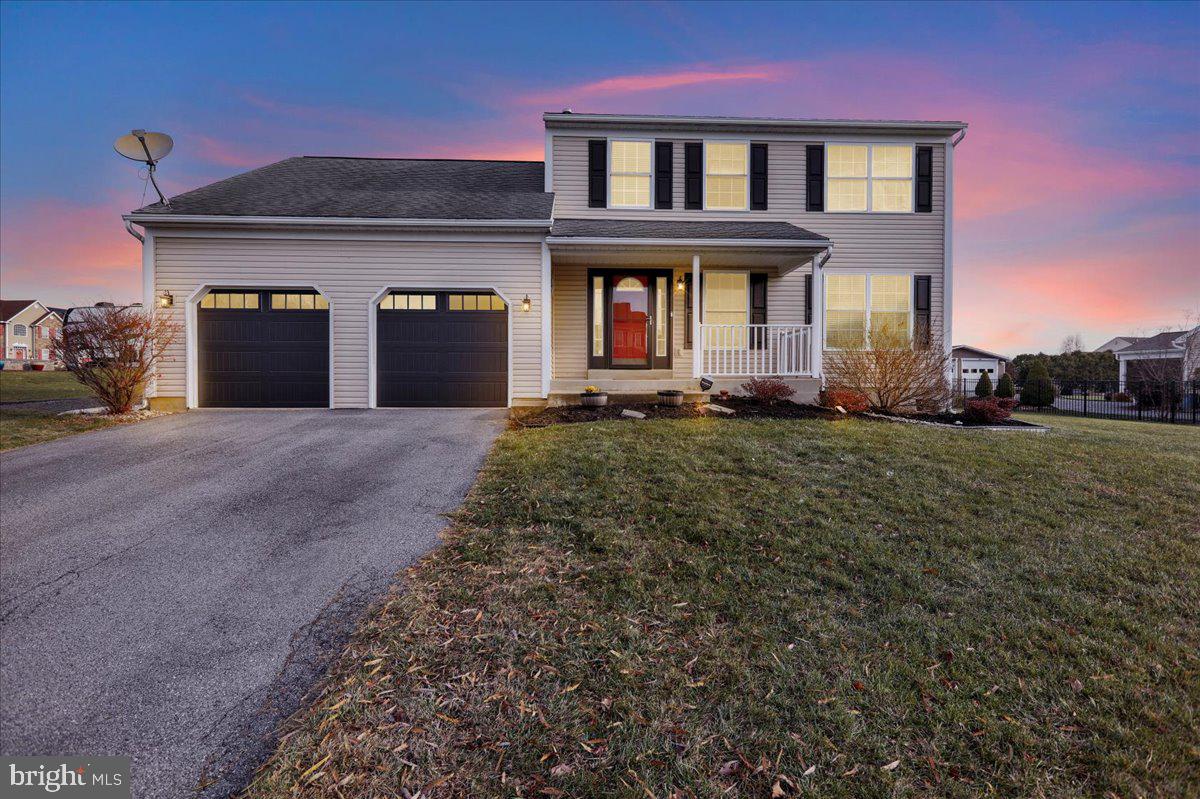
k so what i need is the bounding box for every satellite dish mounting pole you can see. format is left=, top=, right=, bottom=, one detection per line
left=134, top=130, right=170, bottom=207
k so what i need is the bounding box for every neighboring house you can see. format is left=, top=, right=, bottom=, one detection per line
left=1115, top=328, right=1200, bottom=384
left=123, top=111, right=967, bottom=409
left=1094, top=336, right=1143, bottom=354
left=952, top=345, right=1007, bottom=391
left=0, top=300, right=62, bottom=367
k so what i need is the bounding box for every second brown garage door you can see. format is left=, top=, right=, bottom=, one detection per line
left=377, top=290, right=508, bottom=407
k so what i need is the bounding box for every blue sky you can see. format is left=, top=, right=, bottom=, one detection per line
left=2, top=1, right=1197, bottom=352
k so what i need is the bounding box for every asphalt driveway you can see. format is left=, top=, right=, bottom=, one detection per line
left=0, top=409, right=505, bottom=798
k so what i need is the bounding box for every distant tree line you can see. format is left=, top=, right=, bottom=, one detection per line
left=1010, top=350, right=1119, bottom=393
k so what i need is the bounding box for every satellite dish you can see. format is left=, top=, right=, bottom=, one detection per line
left=114, top=129, right=173, bottom=206
left=114, top=130, right=173, bottom=163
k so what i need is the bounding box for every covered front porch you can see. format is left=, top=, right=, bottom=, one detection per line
left=545, top=219, right=831, bottom=403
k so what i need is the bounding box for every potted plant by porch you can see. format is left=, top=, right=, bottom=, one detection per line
left=657, top=389, right=684, bottom=407
left=580, top=385, right=608, bottom=407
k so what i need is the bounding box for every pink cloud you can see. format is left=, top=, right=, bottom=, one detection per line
left=0, top=198, right=140, bottom=306
left=517, top=64, right=787, bottom=105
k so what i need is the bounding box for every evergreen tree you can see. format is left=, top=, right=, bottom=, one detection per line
left=1020, top=361, right=1056, bottom=407
left=995, top=372, right=1015, bottom=398
left=974, top=371, right=994, bottom=397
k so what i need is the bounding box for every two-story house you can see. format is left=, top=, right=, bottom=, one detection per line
left=1, top=300, right=63, bottom=367
left=124, top=112, right=966, bottom=409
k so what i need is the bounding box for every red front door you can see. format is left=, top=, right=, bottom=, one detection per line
left=611, top=274, right=650, bottom=367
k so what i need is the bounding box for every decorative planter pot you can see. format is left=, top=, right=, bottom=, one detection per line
left=31, top=363, right=45, bottom=371
left=580, top=392, right=608, bottom=407
left=657, top=389, right=684, bottom=407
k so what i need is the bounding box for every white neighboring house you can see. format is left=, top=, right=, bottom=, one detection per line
left=1094, top=336, right=1143, bottom=354
left=951, top=345, right=1007, bottom=392
left=1114, top=328, right=1200, bottom=384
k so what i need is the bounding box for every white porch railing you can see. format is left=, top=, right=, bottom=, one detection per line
left=699, top=324, right=813, bottom=377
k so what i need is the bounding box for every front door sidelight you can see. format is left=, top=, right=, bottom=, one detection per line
left=588, top=270, right=672, bottom=370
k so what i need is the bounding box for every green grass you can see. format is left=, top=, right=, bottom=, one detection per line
left=0, top=408, right=147, bottom=450
left=0, top=369, right=92, bottom=402
left=245, top=415, right=1199, bottom=799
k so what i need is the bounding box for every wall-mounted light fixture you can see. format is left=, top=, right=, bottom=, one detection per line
left=521, top=294, right=532, bottom=312
left=675, top=275, right=686, bottom=292
left=157, top=291, right=174, bottom=308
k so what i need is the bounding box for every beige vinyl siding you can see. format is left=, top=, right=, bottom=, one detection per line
left=552, top=134, right=946, bottom=339
left=4, top=304, right=49, bottom=359
left=153, top=234, right=544, bottom=407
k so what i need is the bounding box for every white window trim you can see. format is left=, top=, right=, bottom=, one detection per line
left=607, top=137, right=654, bottom=209
left=12, top=324, right=27, bottom=337
left=823, top=271, right=916, bottom=350
left=825, top=143, right=916, bottom=215
left=702, top=139, right=750, bottom=212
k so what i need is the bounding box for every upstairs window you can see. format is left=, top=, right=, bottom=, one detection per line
left=12, top=324, right=27, bottom=337
left=704, top=142, right=748, bottom=210
left=827, top=144, right=913, bottom=213
left=609, top=140, right=651, bottom=208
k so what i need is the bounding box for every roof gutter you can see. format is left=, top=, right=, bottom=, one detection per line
left=544, top=112, right=968, bottom=135
left=546, top=237, right=831, bottom=248
left=122, top=213, right=553, bottom=230
left=124, top=219, right=145, bottom=243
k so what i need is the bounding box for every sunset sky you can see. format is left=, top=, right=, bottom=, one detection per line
left=2, top=1, right=1197, bottom=354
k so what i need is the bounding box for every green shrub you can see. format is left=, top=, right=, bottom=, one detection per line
left=1020, top=361, right=1056, bottom=407
left=995, top=372, right=1015, bottom=398
left=974, top=371, right=994, bottom=397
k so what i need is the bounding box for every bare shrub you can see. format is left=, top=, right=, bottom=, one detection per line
left=819, top=388, right=869, bottom=412
left=823, top=328, right=951, bottom=413
left=965, top=397, right=1013, bottom=424
left=52, top=305, right=179, bottom=414
left=739, top=377, right=796, bottom=405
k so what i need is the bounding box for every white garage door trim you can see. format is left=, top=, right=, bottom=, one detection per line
left=367, top=283, right=514, bottom=409
left=185, top=281, right=335, bottom=410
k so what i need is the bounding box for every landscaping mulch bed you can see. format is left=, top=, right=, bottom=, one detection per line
left=513, top=398, right=840, bottom=428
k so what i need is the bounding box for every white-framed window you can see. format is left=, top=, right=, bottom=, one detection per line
left=703, top=271, right=750, bottom=347
left=824, top=273, right=913, bottom=349
left=826, top=144, right=914, bottom=213
left=12, top=324, right=27, bottom=337
left=704, top=141, right=748, bottom=210
left=609, top=140, right=651, bottom=208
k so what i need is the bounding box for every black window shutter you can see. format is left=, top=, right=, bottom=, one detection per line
left=806, top=144, right=824, bottom=212
left=750, top=143, right=768, bottom=210
left=914, top=275, right=932, bottom=347
left=804, top=274, right=813, bottom=325
left=588, top=139, right=607, bottom=208
left=750, top=273, right=768, bottom=325
left=916, top=146, right=933, bottom=213
left=684, top=142, right=702, bottom=209
left=655, top=141, right=673, bottom=209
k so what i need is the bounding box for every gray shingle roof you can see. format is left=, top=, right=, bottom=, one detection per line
left=1118, top=330, right=1190, bottom=353
left=134, top=157, right=553, bottom=220
left=550, top=218, right=829, bottom=242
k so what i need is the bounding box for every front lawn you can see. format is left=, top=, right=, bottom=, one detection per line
left=0, top=408, right=159, bottom=450
left=246, top=415, right=1199, bottom=799
left=0, top=369, right=92, bottom=402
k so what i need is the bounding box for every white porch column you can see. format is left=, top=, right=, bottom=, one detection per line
left=541, top=242, right=552, bottom=398
left=811, top=252, right=825, bottom=380
left=691, top=254, right=701, bottom=378
left=1118, top=357, right=1127, bottom=389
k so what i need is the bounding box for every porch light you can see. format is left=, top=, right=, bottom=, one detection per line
left=675, top=275, right=686, bottom=292
left=521, top=294, right=531, bottom=313
left=157, top=290, right=174, bottom=308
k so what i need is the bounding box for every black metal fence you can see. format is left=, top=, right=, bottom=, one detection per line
left=955, top=378, right=1199, bottom=425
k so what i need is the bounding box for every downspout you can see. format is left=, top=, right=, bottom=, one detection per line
left=811, top=247, right=832, bottom=384
left=124, top=219, right=144, bottom=243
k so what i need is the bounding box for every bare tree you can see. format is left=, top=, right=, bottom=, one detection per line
left=52, top=305, right=179, bottom=414
left=1060, top=332, right=1086, bottom=354
left=824, top=328, right=951, bottom=413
